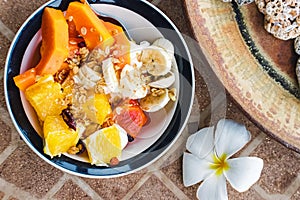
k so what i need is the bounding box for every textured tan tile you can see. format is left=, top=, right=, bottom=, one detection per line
left=0, top=143, right=64, bottom=198
left=0, top=34, right=10, bottom=66
left=53, top=180, right=92, bottom=200
left=161, top=157, right=198, bottom=199
left=251, top=137, right=300, bottom=194
left=0, top=118, right=11, bottom=154
left=0, top=0, right=48, bottom=33
left=131, top=174, right=179, bottom=199
left=83, top=171, right=145, bottom=199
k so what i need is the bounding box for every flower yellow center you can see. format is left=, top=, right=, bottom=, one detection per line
left=210, top=153, right=230, bottom=176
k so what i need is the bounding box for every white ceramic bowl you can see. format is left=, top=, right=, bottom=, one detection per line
left=4, top=0, right=194, bottom=178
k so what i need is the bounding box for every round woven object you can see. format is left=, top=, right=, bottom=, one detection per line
left=184, top=0, right=300, bottom=152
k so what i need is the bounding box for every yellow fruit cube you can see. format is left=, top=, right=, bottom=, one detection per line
left=82, top=93, right=112, bottom=126
left=43, top=115, right=79, bottom=158
left=25, top=75, right=67, bottom=121
left=94, top=93, right=112, bottom=125
left=84, top=124, right=122, bottom=165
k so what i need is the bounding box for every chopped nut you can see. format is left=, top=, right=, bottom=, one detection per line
left=168, top=88, right=177, bottom=101
left=110, top=157, right=120, bottom=166
left=150, top=88, right=165, bottom=96
left=67, top=146, right=80, bottom=155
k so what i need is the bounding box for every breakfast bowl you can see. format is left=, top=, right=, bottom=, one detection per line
left=4, top=0, right=194, bottom=178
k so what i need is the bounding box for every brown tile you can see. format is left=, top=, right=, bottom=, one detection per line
left=0, top=34, right=10, bottom=66
left=227, top=184, right=262, bottom=200
left=0, top=191, right=4, bottom=199
left=161, top=157, right=198, bottom=199
left=251, top=137, right=300, bottom=194
left=0, top=118, right=11, bottom=154
left=0, top=143, right=64, bottom=198
left=154, top=0, right=193, bottom=36
left=54, top=180, right=92, bottom=200
left=291, top=188, right=300, bottom=200
left=83, top=171, right=145, bottom=199
left=225, top=97, right=262, bottom=139
left=131, top=174, right=179, bottom=199
left=1, top=35, right=11, bottom=103
left=0, top=0, right=49, bottom=33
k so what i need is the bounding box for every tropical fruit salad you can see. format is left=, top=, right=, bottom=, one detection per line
left=13, top=1, right=177, bottom=166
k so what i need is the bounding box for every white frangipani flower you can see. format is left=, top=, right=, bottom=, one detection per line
left=183, top=119, right=263, bottom=200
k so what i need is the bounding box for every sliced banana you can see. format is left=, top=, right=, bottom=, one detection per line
left=77, top=69, right=96, bottom=89
left=119, top=64, right=148, bottom=99
left=148, top=72, right=175, bottom=88
left=141, top=46, right=172, bottom=76
left=153, top=38, right=174, bottom=59
left=139, top=88, right=170, bottom=112
left=102, top=58, right=119, bottom=93
left=80, top=64, right=101, bottom=82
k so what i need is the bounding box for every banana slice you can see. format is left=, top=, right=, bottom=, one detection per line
left=153, top=38, right=174, bottom=59
left=119, top=64, right=148, bottom=99
left=102, top=58, right=119, bottom=93
left=139, top=88, right=170, bottom=112
left=140, top=46, right=172, bottom=76
left=148, top=72, right=175, bottom=88
left=77, top=69, right=96, bottom=89
left=80, top=64, right=101, bottom=82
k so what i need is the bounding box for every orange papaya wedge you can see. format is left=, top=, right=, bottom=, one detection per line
left=104, top=21, right=131, bottom=68
left=65, top=2, right=115, bottom=50
left=35, top=7, right=69, bottom=76
left=13, top=68, right=37, bottom=91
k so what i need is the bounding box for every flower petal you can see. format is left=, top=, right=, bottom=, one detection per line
left=186, top=126, right=215, bottom=159
left=182, top=152, right=214, bottom=187
left=214, top=119, right=250, bottom=158
left=197, top=173, right=228, bottom=200
left=224, top=157, right=264, bottom=192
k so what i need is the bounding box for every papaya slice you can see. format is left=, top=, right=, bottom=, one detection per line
left=35, top=7, right=69, bottom=76
left=13, top=68, right=37, bottom=91
left=104, top=21, right=131, bottom=68
left=65, top=2, right=115, bottom=50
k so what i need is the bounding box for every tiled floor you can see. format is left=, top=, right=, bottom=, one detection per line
left=0, top=0, right=299, bottom=199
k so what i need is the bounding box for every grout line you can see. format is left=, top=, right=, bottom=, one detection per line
left=0, top=144, right=17, bottom=166
left=70, top=176, right=104, bottom=200
left=0, top=178, right=39, bottom=200
left=0, top=106, right=15, bottom=130
left=153, top=171, right=190, bottom=200
left=42, top=173, right=69, bottom=200
left=122, top=172, right=153, bottom=200
left=122, top=115, right=194, bottom=199
left=252, top=184, right=288, bottom=200
left=146, top=127, right=189, bottom=172
left=239, top=132, right=266, bottom=157
left=0, top=19, right=15, bottom=41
